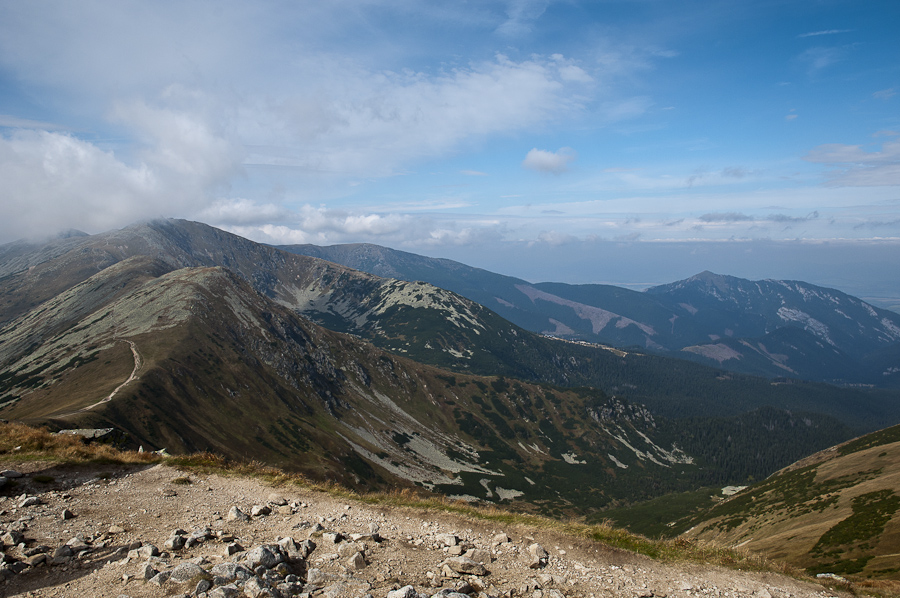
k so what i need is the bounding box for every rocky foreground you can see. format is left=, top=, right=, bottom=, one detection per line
left=0, top=462, right=844, bottom=598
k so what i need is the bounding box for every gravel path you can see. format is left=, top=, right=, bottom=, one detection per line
left=0, top=461, right=847, bottom=598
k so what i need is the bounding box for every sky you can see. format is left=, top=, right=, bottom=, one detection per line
left=1, top=1, right=899, bottom=305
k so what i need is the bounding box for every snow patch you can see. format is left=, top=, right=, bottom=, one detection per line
left=777, top=307, right=835, bottom=346
left=608, top=454, right=628, bottom=469
left=495, top=487, right=524, bottom=500
left=562, top=452, right=586, bottom=464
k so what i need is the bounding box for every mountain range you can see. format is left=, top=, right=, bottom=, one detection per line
left=1, top=219, right=898, bottom=520
left=280, top=242, right=900, bottom=387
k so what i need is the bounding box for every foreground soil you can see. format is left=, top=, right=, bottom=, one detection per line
left=0, top=460, right=848, bottom=598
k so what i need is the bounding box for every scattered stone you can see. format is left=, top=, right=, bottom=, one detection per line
left=209, top=584, right=241, bottom=598
left=388, top=586, right=418, bottom=598
left=242, top=544, right=283, bottom=570
left=108, top=525, right=126, bottom=534
left=492, top=532, right=510, bottom=545
left=0, top=470, right=23, bottom=478
left=466, top=548, right=492, bottom=564
left=251, top=504, right=271, bottom=517
left=148, top=569, right=172, bottom=586
left=164, top=534, right=186, bottom=550
left=442, top=555, right=489, bottom=576
left=25, top=553, right=47, bottom=567
left=18, top=496, right=42, bottom=508
left=168, top=561, right=207, bottom=584
left=130, top=544, right=159, bottom=560
left=53, top=545, right=73, bottom=558
left=226, top=506, right=249, bottom=522
left=346, top=551, right=366, bottom=570
left=60, top=508, right=76, bottom=520
left=322, top=531, right=343, bottom=544
left=195, top=577, right=213, bottom=594
left=267, top=492, right=288, bottom=506
left=527, top=543, right=549, bottom=569
left=139, top=562, right=158, bottom=580
left=210, top=562, right=254, bottom=582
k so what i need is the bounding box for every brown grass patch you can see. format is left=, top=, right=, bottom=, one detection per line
left=0, top=422, right=160, bottom=465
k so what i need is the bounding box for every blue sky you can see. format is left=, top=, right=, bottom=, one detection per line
left=1, top=1, right=899, bottom=303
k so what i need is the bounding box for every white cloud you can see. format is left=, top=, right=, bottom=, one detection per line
left=797, top=29, right=852, bottom=38
left=522, top=147, right=577, bottom=174
left=804, top=140, right=900, bottom=186
left=0, top=130, right=159, bottom=240
left=195, top=198, right=289, bottom=226
left=223, top=204, right=506, bottom=248
left=0, top=99, right=243, bottom=241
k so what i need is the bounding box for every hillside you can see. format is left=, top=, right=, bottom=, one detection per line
left=0, top=256, right=702, bottom=513
left=680, top=423, right=900, bottom=580
left=0, top=427, right=859, bottom=598
left=0, top=219, right=896, bottom=516
left=278, top=243, right=900, bottom=386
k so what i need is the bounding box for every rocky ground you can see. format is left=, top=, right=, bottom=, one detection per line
left=0, top=461, right=847, bottom=598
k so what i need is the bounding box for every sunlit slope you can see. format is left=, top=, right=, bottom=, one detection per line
left=682, top=424, right=900, bottom=579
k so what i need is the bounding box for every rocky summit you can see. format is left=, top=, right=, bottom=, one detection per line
left=0, top=462, right=847, bottom=598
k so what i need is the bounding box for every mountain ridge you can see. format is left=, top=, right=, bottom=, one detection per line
left=1, top=219, right=885, bottom=515
left=278, top=242, right=900, bottom=386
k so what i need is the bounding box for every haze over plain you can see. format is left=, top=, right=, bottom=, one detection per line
left=0, top=1, right=898, bottom=304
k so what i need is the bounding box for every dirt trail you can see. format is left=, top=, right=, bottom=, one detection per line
left=58, top=340, right=142, bottom=418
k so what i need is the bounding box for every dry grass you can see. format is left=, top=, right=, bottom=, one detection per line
left=0, top=421, right=160, bottom=465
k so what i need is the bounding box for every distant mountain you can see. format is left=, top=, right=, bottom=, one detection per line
left=278, top=243, right=900, bottom=386
left=0, top=236, right=706, bottom=512
left=680, top=423, right=900, bottom=580
left=0, top=219, right=896, bottom=515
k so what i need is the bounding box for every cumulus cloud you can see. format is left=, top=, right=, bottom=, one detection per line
left=804, top=140, right=900, bottom=186
left=220, top=204, right=505, bottom=249
left=0, top=130, right=159, bottom=241
left=522, top=147, right=577, bottom=174
left=0, top=97, right=243, bottom=241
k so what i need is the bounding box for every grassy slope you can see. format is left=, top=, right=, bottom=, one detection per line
left=681, top=424, right=900, bottom=580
